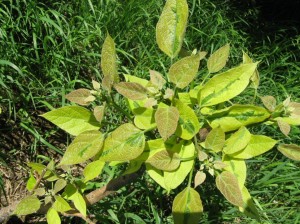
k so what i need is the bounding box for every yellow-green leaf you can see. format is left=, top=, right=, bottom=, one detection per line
left=216, top=171, right=244, bottom=207
left=150, top=70, right=166, bottom=90
left=242, top=51, right=260, bottom=89
left=54, top=179, right=67, bottom=194
left=207, top=44, right=230, bottom=73
left=99, top=123, right=145, bottom=161
left=41, top=106, right=101, bottom=136
left=199, top=63, right=258, bottom=106
left=168, top=54, right=202, bottom=88
left=277, top=119, right=291, bottom=137
left=146, top=164, right=166, bottom=189
left=47, top=208, right=61, bottom=224
left=223, top=126, right=251, bottom=155
left=70, top=192, right=86, bottom=216
left=14, top=195, right=41, bottom=216
left=114, top=82, right=148, bottom=100
left=278, top=144, right=300, bottom=161
left=223, top=156, right=246, bottom=190
left=65, top=88, right=93, bottom=106
left=239, top=186, right=260, bottom=221
left=174, top=99, right=200, bottom=140
left=156, top=0, right=188, bottom=58
left=155, top=103, right=179, bottom=140
left=60, top=130, right=104, bottom=165
left=52, top=196, right=72, bottom=212
left=26, top=173, right=36, bottom=191
left=133, top=107, right=156, bottom=130
left=232, top=135, right=277, bottom=159
left=83, top=160, right=105, bottom=182
left=172, top=187, right=203, bottom=224
left=101, top=33, right=119, bottom=83
left=146, top=150, right=180, bottom=171
left=205, top=127, right=225, bottom=152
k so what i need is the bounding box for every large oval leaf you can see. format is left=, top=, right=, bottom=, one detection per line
left=59, top=130, right=104, bottom=165
left=99, top=123, right=145, bottom=161
left=114, top=82, right=148, bottom=100
left=146, top=150, right=180, bottom=171
left=207, top=44, right=230, bottom=73
left=14, top=195, right=41, bottom=216
left=205, top=127, right=225, bottom=152
left=172, top=187, right=203, bottom=224
left=133, top=107, right=156, bottom=130
left=168, top=54, right=201, bottom=88
left=223, top=156, right=246, bottom=190
left=65, top=88, right=94, bottom=106
left=155, top=103, right=179, bottom=140
left=278, top=144, right=300, bottom=161
left=83, top=160, right=105, bottom=182
left=41, top=106, right=101, bottom=136
left=223, top=126, right=251, bottom=155
left=156, top=0, right=188, bottom=58
left=199, top=63, right=258, bottom=106
left=52, top=196, right=72, bottom=212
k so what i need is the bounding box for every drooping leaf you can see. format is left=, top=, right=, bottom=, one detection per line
left=99, top=123, right=145, bottom=161
left=277, top=119, right=291, bottom=137
left=199, top=63, right=258, bottom=106
left=94, top=105, right=105, bottom=123
left=223, top=156, right=246, bottom=189
left=207, top=105, right=270, bottom=132
left=231, top=135, right=277, bottom=159
left=156, top=0, right=188, bottom=58
left=242, top=51, right=260, bottom=89
left=52, top=196, right=72, bottom=212
left=278, top=144, right=300, bottom=161
left=164, top=141, right=195, bottom=190
left=133, top=107, right=156, bottom=130
left=83, top=160, right=105, bottom=182
left=174, top=99, right=201, bottom=140
left=216, top=171, right=244, bottom=207
left=168, top=54, right=202, bottom=89
left=172, top=187, right=203, bottom=224
left=260, top=95, right=276, bottom=112
left=205, top=127, right=225, bottom=152
left=223, top=126, right=251, bottom=155
left=14, top=195, right=41, bottom=216
left=59, top=130, right=104, bottom=165
left=47, top=208, right=61, bottom=224
left=194, top=171, right=206, bottom=188
left=239, top=186, right=260, bottom=221
left=155, top=103, right=179, bottom=140
left=114, top=82, right=148, bottom=100
left=41, top=106, right=101, bottom=136
left=101, top=33, right=119, bottom=83
left=150, top=70, right=166, bottom=89
left=65, top=89, right=93, bottom=106
left=54, top=179, right=67, bottom=194
left=207, top=44, right=230, bottom=73
left=146, top=150, right=180, bottom=171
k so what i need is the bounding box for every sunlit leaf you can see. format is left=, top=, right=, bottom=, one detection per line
left=146, top=150, right=180, bottom=171
left=83, top=160, right=105, bottom=182
left=223, top=126, right=251, bottom=155
left=172, top=187, right=203, bottom=224
left=150, top=70, right=166, bottom=90
left=163, top=88, right=174, bottom=99
left=26, top=173, right=36, bottom=191
left=70, top=191, right=86, bottom=216
left=205, top=127, right=225, bottom=152
left=156, top=0, right=188, bottom=58
left=207, top=44, right=230, bottom=73
left=242, top=51, right=260, bottom=89
left=223, top=156, right=246, bottom=189
left=52, top=196, right=72, bottom=212
left=14, top=195, right=41, bottom=216
left=278, top=144, right=300, bottom=161
left=114, top=82, right=148, bottom=100
left=65, top=89, right=93, bottom=106
left=41, top=106, right=101, bottom=136
left=133, top=107, right=156, bottom=130
left=54, top=179, right=67, bottom=194
left=260, top=95, right=276, bottom=112
left=239, top=186, right=260, bottom=221
left=94, top=105, right=105, bottom=123
left=277, top=119, right=291, bottom=137
left=47, top=208, right=61, bottom=224
left=194, top=171, right=206, bottom=188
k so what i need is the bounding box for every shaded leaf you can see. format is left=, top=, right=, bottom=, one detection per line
left=94, top=105, right=105, bottom=123
left=194, top=171, right=206, bottom=188
left=207, top=44, right=230, bottom=73
left=239, top=186, right=260, bottom=221
left=54, top=179, right=67, bottom=194
left=216, top=171, right=244, bottom=207
left=223, top=156, right=246, bottom=189
left=70, top=192, right=86, bottom=216
left=156, top=0, right=188, bottom=58
left=65, top=89, right=93, bottom=106
left=223, top=126, right=251, bottom=155
left=172, top=187, right=203, bottom=224
left=169, top=54, right=202, bottom=88
left=146, top=150, right=180, bottom=171
left=83, top=160, right=105, bottom=182
left=34, top=188, right=45, bottom=196
left=52, top=196, right=72, bottom=212
left=150, top=70, right=166, bottom=89
left=41, top=106, right=101, bottom=136
left=114, top=82, right=148, bottom=100
left=205, top=127, right=225, bottom=152
left=47, top=208, right=61, bottom=224
left=155, top=104, right=179, bottom=140
left=278, top=144, right=300, bottom=161
left=14, top=195, right=41, bottom=216
left=60, top=130, right=104, bottom=165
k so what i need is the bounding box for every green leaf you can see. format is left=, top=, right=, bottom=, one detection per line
left=216, top=171, right=244, bottom=207
left=41, top=106, right=101, bottom=136
left=60, top=130, right=104, bottom=165
left=156, top=0, right=188, bottom=58
left=146, top=164, right=167, bottom=189
left=205, top=127, right=225, bottom=152
left=239, top=186, right=260, bottom=221
left=65, top=88, right=93, bottom=106
left=114, top=82, right=148, bottom=100
left=123, top=160, right=143, bottom=175
left=52, top=196, right=72, bottom=212
left=83, top=160, right=105, bottom=182
left=275, top=117, right=300, bottom=126
left=54, top=179, right=67, bottom=194
left=199, top=63, right=258, bottom=106
left=133, top=107, right=156, bottom=130
left=164, top=141, right=195, bottom=190
left=168, top=54, right=202, bottom=88
left=26, top=173, right=36, bottom=191
left=232, top=135, right=277, bottom=159
left=208, top=105, right=270, bottom=132
left=278, top=144, right=300, bottom=161
left=70, top=192, right=86, bottom=217
left=146, top=150, right=180, bottom=171
left=174, top=99, right=201, bottom=140
left=207, top=44, right=230, bottom=73
left=243, top=51, right=260, bottom=89
left=178, top=92, right=192, bottom=105
left=172, top=187, right=203, bottom=224
left=47, top=208, right=61, bottom=224
left=223, top=126, right=251, bottom=155
left=155, top=103, right=179, bottom=140
left=14, top=195, right=41, bottom=216
left=101, top=33, right=119, bottom=84
left=100, top=123, right=145, bottom=161
left=150, top=70, right=166, bottom=90
left=223, top=156, right=246, bottom=189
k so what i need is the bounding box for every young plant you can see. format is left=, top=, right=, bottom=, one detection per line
left=12, top=0, right=300, bottom=223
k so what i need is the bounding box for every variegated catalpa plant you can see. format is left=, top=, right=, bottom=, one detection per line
left=13, top=0, right=300, bottom=223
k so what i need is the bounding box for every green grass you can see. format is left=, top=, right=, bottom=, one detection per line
left=1, top=0, right=300, bottom=223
